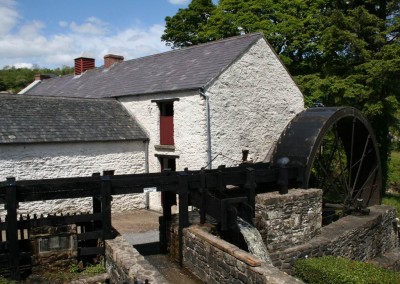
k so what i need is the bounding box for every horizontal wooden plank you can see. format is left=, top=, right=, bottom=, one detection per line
left=0, top=213, right=102, bottom=234
left=0, top=163, right=300, bottom=205
left=77, top=231, right=102, bottom=241
left=78, top=246, right=104, bottom=256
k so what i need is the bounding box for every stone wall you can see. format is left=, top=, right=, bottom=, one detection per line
left=270, top=205, right=399, bottom=274
left=105, top=236, right=168, bottom=284
left=207, top=38, right=304, bottom=166
left=30, top=225, right=78, bottom=273
left=0, top=141, right=147, bottom=218
left=120, top=91, right=208, bottom=174
left=254, top=188, right=322, bottom=252
left=167, top=189, right=398, bottom=280
left=120, top=91, right=208, bottom=212
left=183, top=225, right=302, bottom=284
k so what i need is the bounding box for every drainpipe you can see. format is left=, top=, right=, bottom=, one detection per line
left=200, top=87, right=212, bottom=169
left=144, top=139, right=150, bottom=209
left=144, top=139, right=149, bottom=173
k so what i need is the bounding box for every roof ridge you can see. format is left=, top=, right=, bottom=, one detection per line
left=1, top=93, right=114, bottom=102
left=119, top=32, right=264, bottom=65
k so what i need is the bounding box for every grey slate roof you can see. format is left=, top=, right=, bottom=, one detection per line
left=0, top=94, right=148, bottom=144
left=26, top=33, right=263, bottom=98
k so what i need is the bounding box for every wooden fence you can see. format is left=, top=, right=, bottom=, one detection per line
left=0, top=163, right=299, bottom=280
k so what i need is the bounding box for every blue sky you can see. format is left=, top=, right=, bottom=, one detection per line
left=0, top=0, right=215, bottom=69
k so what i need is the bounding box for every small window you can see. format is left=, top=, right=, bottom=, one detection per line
left=159, top=157, right=176, bottom=171
left=38, top=236, right=74, bottom=253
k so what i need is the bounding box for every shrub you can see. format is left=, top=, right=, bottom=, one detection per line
left=295, top=256, right=400, bottom=284
left=83, top=263, right=105, bottom=275
left=383, top=193, right=400, bottom=218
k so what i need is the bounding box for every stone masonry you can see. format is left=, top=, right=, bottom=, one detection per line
left=270, top=205, right=399, bottom=274
left=105, top=236, right=168, bottom=284
left=30, top=225, right=78, bottom=273
left=183, top=225, right=302, bottom=284
left=254, top=188, right=322, bottom=252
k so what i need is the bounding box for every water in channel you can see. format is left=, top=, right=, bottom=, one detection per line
left=236, top=217, right=271, bottom=264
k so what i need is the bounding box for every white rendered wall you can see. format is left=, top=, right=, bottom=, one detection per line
left=120, top=92, right=208, bottom=211
left=120, top=91, right=208, bottom=173
left=0, top=141, right=146, bottom=218
left=206, top=38, right=304, bottom=167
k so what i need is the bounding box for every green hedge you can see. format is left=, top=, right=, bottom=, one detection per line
left=294, top=256, right=400, bottom=284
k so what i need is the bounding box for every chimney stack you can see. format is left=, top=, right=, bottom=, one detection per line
left=104, top=54, right=124, bottom=68
left=74, top=52, right=95, bottom=75
left=34, top=74, right=52, bottom=81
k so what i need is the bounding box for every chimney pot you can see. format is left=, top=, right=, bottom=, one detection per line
left=104, top=54, right=124, bottom=68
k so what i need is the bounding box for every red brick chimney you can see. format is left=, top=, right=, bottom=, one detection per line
left=34, top=74, right=52, bottom=81
left=104, top=54, right=124, bottom=68
left=74, top=53, right=95, bottom=75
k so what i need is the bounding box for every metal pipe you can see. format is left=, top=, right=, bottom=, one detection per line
left=144, top=140, right=150, bottom=209
left=200, top=87, right=212, bottom=169
left=144, top=139, right=149, bottom=173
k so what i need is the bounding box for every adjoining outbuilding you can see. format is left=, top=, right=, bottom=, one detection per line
left=0, top=94, right=149, bottom=217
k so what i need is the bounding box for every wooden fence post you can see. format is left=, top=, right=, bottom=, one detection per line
left=92, top=173, right=101, bottom=231
left=200, top=168, right=207, bottom=224
left=101, top=175, right=112, bottom=240
left=6, top=177, right=20, bottom=281
left=244, top=167, right=256, bottom=217
left=178, top=171, right=189, bottom=266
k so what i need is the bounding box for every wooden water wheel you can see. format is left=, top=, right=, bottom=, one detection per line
left=273, top=107, right=382, bottom=224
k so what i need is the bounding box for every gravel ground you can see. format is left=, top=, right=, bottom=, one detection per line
left=112, top=209, right=202, bottom=284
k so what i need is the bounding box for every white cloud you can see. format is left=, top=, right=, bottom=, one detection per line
left=18, top=20, right=45, bottom=39
left=0, top=5, right=171, bottom=69
left=168, top=0, right=189, bottom=5
left=0, top=0, right=19, bottom=36
left=13, top=62, right=33, bottom=69
left=58, top=21, right=68, bottom=28
left=69, top=17, right=108, bottom=36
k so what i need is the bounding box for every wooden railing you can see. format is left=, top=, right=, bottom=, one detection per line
left=0, top=162, right=300, bottom=280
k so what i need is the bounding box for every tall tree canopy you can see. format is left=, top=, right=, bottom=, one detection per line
left=161, top=0, right=216, bottom=48
left=161, top=0, right=400, bottom=188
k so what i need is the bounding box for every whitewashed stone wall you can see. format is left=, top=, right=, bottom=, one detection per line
left=120, top=92, right=208, bottom=211
left=120, top=91, right=209, bottom=173
left=207, top=38, right=304, bottom=167
left=0, top=141, right=147, bottom=218
left=119, top=38, right=305, bottom=210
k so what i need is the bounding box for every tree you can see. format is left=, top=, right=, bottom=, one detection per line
left=0, top=65, right=74, bottom=94
left=161, top=0, right=216, bottom=48
left=296, top=1, right=400, bottom=188
left=199, top=0, right=329, bottom=74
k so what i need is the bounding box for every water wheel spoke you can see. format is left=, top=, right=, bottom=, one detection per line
left=334, top=130, right=351, bottom=197
left=348, top=118, right=356, bottom=197
left=315, top=158, right=344, bottom=199
left=350, top=165, right=379, bottom=204
left=349, top=135, right=371, bottom=199
left=320, top=124, right=339, bottom=174
left=348, top=148, right=374, bottom=173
